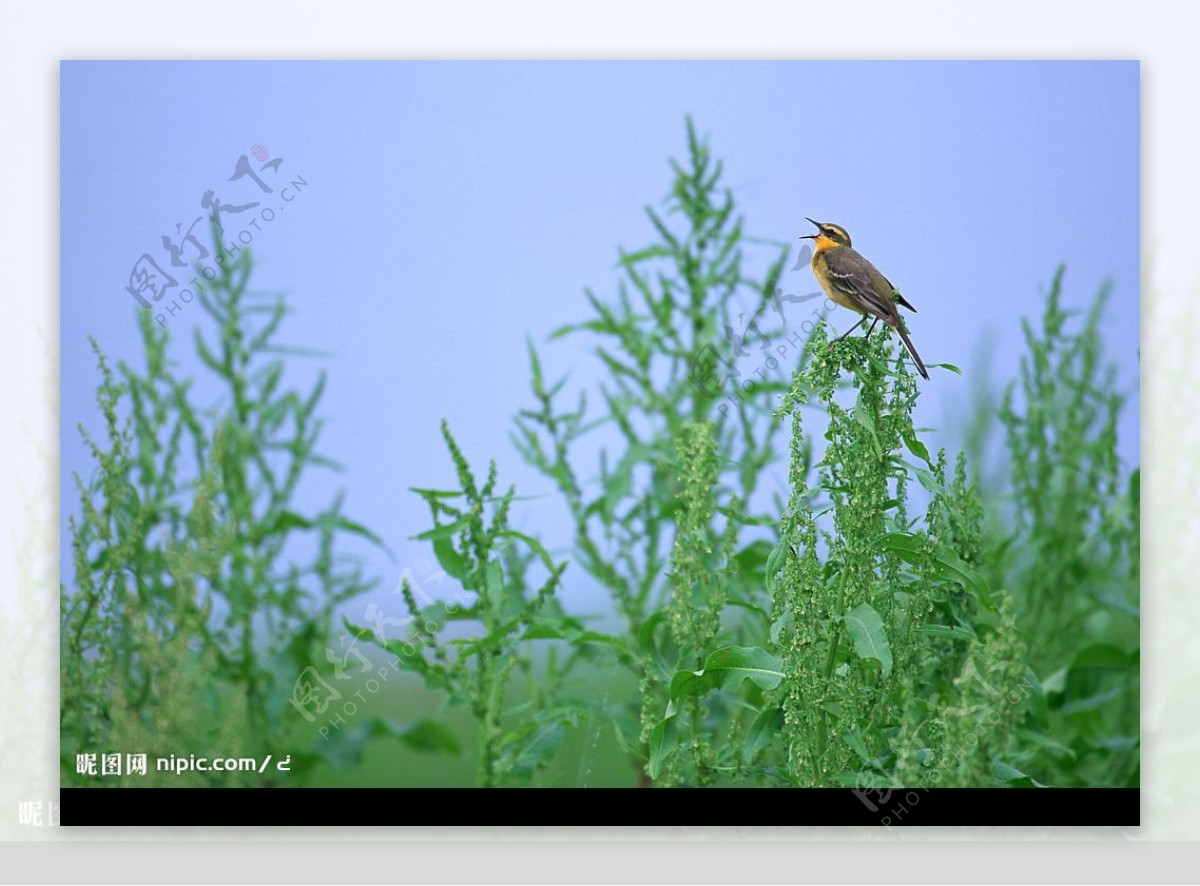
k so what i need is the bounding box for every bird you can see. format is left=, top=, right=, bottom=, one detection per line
left=800, top=218, right=929, bottom=380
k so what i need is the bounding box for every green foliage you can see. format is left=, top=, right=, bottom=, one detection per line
left=667, top=422, right=731, bottom=659
left=511, top=117, right=794, bottom=779
left=350, top=421, right=583, bottom=786
left=62, top=233, right=376, bottom=785
left=64, top=122, right=1138, bottom=792
left=636, top=269, right=1135, bottom=791
left=749, top=327, right=1014, bottom=786
left=894, top=594, right=1033, bottom=787
left=996, top=268, right=1139, bottom=786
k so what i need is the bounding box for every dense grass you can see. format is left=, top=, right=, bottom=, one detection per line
left=63, top=122, right=1138, bottom=790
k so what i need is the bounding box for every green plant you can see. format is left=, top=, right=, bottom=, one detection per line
left=349, top=420, right=587, bottom=786
left=511, top=118, right=794, bottom=778
left=641, top=324, right=1031, bottom=787
left=62, top=120, right=1139, bottom=794
left=62, top=234, right=378, bottom=785
left=996, top=268, right=1139, bottom=787
left=503, top=123, right=1138, bottom=791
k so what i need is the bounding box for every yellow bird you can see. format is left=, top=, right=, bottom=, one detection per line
left=801, top=218, right=929, bottom=380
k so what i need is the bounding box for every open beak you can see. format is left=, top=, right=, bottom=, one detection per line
left=800, top=217, right=821, bottom=239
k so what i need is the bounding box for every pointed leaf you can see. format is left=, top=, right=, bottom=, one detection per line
left=647, top=711, right=677, bottom=781
left=929, top=362, right=963, bottom=376
left=432, top=537, right=468, bottom=581
left=374, top=718, right=462, bottom=756
left=919, top=624, right=977, bottom=643
left=670, top=646, right=784, bottom=700
left=744, top=706, right=783, bottom=764
left=842, top=603, right=893, bottom=677
left=414, top=516, right=469, bottom=541
left=879, top=532, right=995, bottom=611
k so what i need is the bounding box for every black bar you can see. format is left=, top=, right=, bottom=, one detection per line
left=61, top=787, right=1138, bottom=827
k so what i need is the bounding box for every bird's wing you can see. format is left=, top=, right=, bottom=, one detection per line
left=824, top=250, right=902, bottom=321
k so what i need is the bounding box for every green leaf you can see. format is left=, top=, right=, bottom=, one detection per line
left=842, top=603, right=893, bottom=677
left=843, top=727, right=871, bottom=762
left=929, top=362, right=963, bottom=376
left=993, top=761, right=1045, bottom=787
left=618, top=244, right=675, bottom=266
left=262, top=509, right=313, bottom=534
left=1069, top=644, right=1138, bottom=672
left=496, top=529, right=563, bottom=577
left=520, top=623, right=565, bottom=640
left=764, top=516, right=795, bottom=593
left=526, top=336, right=544, bottom=395
left=611, top=716, right=646, bottom=762
left=852, top=391, right=883, bottom=460
left=734, top=535, right=772, bottom=576
left=254, top=506, right=380, bottom=547
left=432, top=537, right=468, bottom=580
left=1016, top=728, right=1077, bottom=762
left=1041, top=667, right=1068, bottom=696
left=912, top=466, right=952, bottom=498
left=901, top=427, right=933, bottom=467
left=743, top=706, right=783, bottom=764
left=343, top=619, right=460, bottom=701
left=647, top=711, right=677, bottom=781
left=879, top=532, right=996, bottom=611
left=332, top=515, right=387, bottom=549
left=764, top=538, right=787, bottom=592
left=859, top=346, right=903, bottom=379
left=919, top=624, right=977, bottom=643
left=375, top=718, right=462, bottom=756
left=409, top=486, right=466, bottom=500
left=637, top=609, right=667, bottom=656
left=414, top=516, right=469, bottom=541
left=1057, top=686, right=1125, bottom=716
left=572, top=629, right=631, bottom=660
left=497, top=707, right=581, bottom=779
left=670, top=646, right=784, bottom=700
left=520, top=622, right=632, bottom=664
left=548, top=319, right=610, bottom=341
left=769, top=610, right=793, bottom=645
left=726, top=598, right=771, bottom=631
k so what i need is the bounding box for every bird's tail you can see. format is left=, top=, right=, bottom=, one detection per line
left=893, top=323, right=930, bottom=380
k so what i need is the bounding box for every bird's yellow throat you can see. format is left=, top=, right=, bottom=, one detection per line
left=811, top=233, right=841, bottom=254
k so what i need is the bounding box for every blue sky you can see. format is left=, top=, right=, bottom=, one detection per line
left=61, top=61, right=1139, bottom=618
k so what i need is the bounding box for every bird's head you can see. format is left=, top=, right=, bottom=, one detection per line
left=800, top=218, right=852, bottom=250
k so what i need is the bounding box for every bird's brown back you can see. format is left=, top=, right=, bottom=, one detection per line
left=822, top=244, right=905, bottom=323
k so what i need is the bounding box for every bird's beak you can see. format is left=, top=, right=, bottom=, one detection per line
left=800, top=217, right=821, bottom=239
left=805, top=217, right=821, bottom=229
